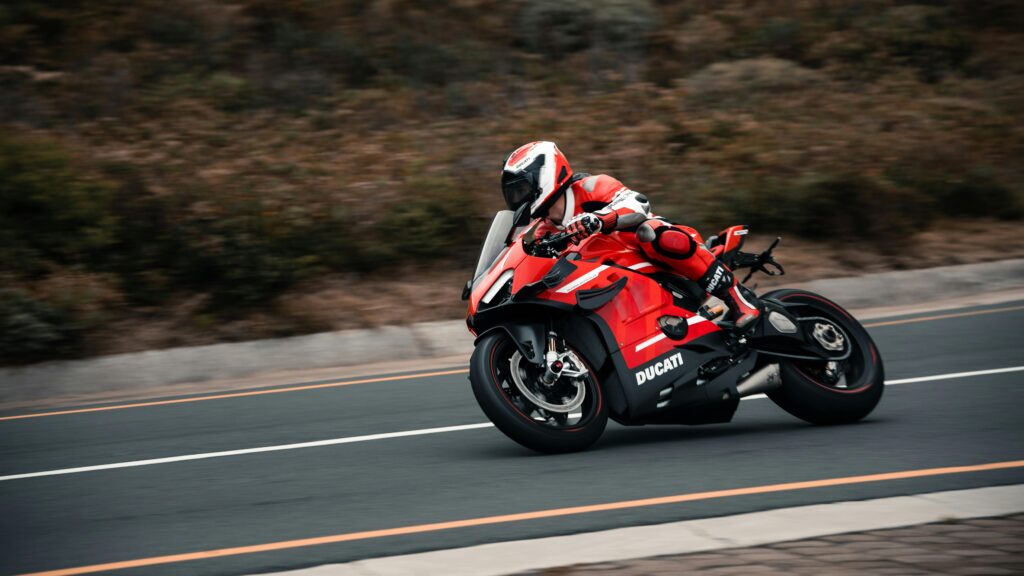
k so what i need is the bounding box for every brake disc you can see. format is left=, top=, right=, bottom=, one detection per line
left=509, top=350, right=586, bottom=413
left=812, top=321, right=846, bottom=352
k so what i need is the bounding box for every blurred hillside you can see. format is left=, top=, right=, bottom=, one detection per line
left=2, top=0, right=1023, bottom=363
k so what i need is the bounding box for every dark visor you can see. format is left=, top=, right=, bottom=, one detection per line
left=502, top=176, right=535, bottom=210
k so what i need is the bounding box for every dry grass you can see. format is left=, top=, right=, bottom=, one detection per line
left=2, top=0, right=1023, bottom=362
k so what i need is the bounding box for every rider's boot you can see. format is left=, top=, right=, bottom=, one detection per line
left=698, top=261, right=761, bottom=331
left=635, top=219, right=761, bottom=331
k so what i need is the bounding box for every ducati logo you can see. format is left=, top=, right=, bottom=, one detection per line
left=705, top=266, right=725, bottom=292
left=635, top=353, right=684, bottom=385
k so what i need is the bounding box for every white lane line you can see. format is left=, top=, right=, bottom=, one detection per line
left=3, top=366, right=1021, bottom=482
left=885, top=365, right=1024, bottom=385
left=740, top=364, right=1024, bottom=401
left=0, top=423, right=493, bottom=482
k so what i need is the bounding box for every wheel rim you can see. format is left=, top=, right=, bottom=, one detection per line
left=509, top=350, right=587, bottom=414
left=489, top=338, right=600, bottom=429
left=784, top=299, right=872, bottom=393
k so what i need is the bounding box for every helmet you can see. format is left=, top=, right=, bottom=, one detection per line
left=501, top=141, right=573, bottom=217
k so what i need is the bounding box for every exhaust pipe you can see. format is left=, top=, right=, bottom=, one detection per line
left=736, top=363, right=783, bottom=397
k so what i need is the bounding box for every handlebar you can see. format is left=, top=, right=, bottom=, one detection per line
left=530, top=231, right=573, bottom=257
left=738, top=237, right=785, bottom=283
left=529, top=216, right=601, bottom=256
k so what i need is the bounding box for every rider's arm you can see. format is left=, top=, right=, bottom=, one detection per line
left=578, top=175, right=652, bottom=233
left=592, top=189, right=652, bottom=232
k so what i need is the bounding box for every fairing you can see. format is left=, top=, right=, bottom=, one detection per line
left=467, top=218, right=745, bottom=424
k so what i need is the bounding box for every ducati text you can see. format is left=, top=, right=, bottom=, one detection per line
left=635, top=352, right=684, bottom=385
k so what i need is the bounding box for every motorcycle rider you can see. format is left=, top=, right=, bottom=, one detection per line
left=501, top=141, right=761, bottom=330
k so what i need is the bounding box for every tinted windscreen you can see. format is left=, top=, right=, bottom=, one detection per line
left=473, top=210, right=516, bottom=282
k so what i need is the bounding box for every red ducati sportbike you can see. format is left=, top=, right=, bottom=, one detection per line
left=462, top=207, right=884, bottom=453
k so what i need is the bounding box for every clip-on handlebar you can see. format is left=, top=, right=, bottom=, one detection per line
left=735, top=237, right=785, bottom=283
left=529, top=217, right=601, bottom=257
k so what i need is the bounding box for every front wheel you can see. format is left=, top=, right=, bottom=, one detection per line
left=470, top=331, right=607, bottom=453
left=763, top=289, right=884, bottom=425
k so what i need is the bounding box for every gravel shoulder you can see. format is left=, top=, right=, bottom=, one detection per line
left=536, top=513, right=1024, bottom=576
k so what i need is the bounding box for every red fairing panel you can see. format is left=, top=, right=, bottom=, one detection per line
left=591, top=272, right=719, bottom=369
left=468, top=220, right=721, bottom=370
left=721, top=224, right=749, bottom=253
left=520, top=253, right=721, bottom=370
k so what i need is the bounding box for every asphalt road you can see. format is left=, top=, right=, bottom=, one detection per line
left=1, top=301, right=1022, bottom=576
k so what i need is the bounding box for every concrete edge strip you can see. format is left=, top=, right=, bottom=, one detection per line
left=2, top=259, right=1023, bottom=399
left=263, top=484, right=1024, bottom=576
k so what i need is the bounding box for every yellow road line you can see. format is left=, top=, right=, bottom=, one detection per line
left=0, top=369, right=469, bottom=422
left=863, top=304, right=1024, bottom=328
left=21, top=459, right=1024, bottom=576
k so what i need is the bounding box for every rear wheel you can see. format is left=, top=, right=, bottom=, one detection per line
left=470, top=331, right=607, bottom=453
left=763, top=289, right=884, bottom=424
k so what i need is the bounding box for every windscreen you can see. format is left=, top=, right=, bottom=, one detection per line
left=472, top=210, right=516, bottom=282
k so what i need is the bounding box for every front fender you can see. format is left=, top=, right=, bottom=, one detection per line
left=474, top=323, right=547, bottom=366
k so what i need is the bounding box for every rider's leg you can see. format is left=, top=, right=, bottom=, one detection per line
left=636, top=220, right=761, bottom=330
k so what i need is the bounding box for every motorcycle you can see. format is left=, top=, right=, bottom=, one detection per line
left=462, top=206, right=884, bottom=453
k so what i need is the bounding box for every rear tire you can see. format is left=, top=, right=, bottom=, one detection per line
left=470, top=331, right=607, bottom=453
left=763, top=289, right=884, bottom=425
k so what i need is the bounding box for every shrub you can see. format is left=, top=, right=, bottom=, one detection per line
left=813, top=5, right=972, bottom=82
left=745, top=18, right=809, bottom=62
left=590, top=0, right=658, bottom=52
left=518, top=0, right=595, bottom=59
left=878, top=6, right=971, bottom=83
left=201, top=73, right=257, bottom=112
left=0, top=288, right=78, bottom=364
left=684, top=58, right=821, bottom=98
left=887, top=165, right=1022, bottom=220
left=518, top=0, right=656, bottom=59
left=0, top=134, right=117, bottom=274
left=378, top=175, right=480, bottom=261
left=729, top=173, right=932, bottom=242
left=179, top=205, right=324, bottom=310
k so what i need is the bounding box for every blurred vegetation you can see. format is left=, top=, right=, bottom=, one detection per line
left=1, top=0, right=1023, bottom=362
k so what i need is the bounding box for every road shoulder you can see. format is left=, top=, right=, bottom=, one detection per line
left=258, top=484, right=1024, bottom=576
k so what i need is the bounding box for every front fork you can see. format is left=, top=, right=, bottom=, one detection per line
left=541, top=331, right=589, bottom=385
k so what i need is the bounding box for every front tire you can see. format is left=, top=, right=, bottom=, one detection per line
left=470, top=331, right=607, bottom=453
left=763, top=289, right=884, bottom=425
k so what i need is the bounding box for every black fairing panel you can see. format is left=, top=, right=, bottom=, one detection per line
left=472, top=300, right=747, bottom=426
left=472, top=300, right=573, bottom=365
left=472, top=303, right=626, bottom=416
left=563, top=315, right=628, bottom=417
left=639, top=352, right=755, bottom=425
left=583, top=313, right=744, bottom=425
left=577, top=276, right=628, bottom=310
left=474, top=323, right=546, bottom=365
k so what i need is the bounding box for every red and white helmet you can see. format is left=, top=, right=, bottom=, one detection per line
left=501, top=141, right=573, bottom=217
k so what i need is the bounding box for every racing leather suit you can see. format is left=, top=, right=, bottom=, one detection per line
left=533, top=174, right=761, bottom=329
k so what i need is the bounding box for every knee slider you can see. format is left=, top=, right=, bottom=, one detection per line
left=652, top=228, right=697, bottom=260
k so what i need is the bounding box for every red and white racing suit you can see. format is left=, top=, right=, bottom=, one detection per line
left=532, top=174, right=760, bottom=328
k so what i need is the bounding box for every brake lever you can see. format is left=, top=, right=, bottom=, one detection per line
left=764, top=258, right=785, bottom=276
left=741, top=237, right=784, bottom=282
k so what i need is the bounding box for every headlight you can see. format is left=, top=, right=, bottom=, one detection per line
left=482, top=270, right=515, bottom=305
